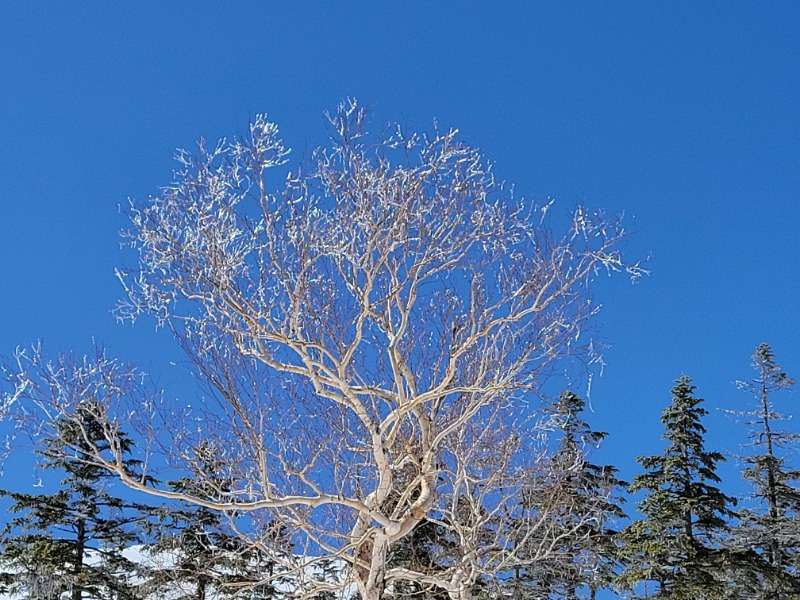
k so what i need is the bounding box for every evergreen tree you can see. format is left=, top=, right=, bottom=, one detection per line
left=142, top=441, right=289, bottom=600
left=380, top=462, right=454, bottom=600
left=617, top=376, right=735, bottom=599
left=512, top=391, right=626, bottom=600
left=728, top=343, right=800, bottom=599
left=0, top=402, right=148, bottom=600
left=386, top=517, right=452, bottom=600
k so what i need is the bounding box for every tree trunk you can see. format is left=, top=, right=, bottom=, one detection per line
left=72, top=517, right=86, bottom=600
left=197, top=574, right=207, bottom=600
left=762, top=382, right=781, bottom=570
left=355, top=531, right=388, bottom=600
left=448, top=587, right=472, bottom=600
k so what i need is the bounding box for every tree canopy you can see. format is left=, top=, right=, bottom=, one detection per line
left=1, top=101, right=642, bottom=600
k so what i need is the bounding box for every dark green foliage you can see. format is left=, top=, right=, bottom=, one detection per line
left=512, top=391, right=627, bottom=600
left=142, top=442, right=287, bottom=600
left=617, top=376, right=736, bottom=599
left=5, top=349, right=800, bottom=599
left=0, top=403, right=148, bottom=599
left=379, top=462, right=454, bottom=600
left=387, top=517, right=452, bottom=600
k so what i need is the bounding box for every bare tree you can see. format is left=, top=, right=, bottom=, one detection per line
left=2, top=100, right=643, bottom=600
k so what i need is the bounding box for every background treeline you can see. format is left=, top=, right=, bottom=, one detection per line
left=1, top=342, right=798, bottom=600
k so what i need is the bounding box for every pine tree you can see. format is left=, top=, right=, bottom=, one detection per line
left=380, top=462, right=454, bottom=600
left=142, top=441, right=288, bottom=600
left=729, top=343, right=800, bottom=599
left=553, top=391, right=627, bottom=600
left=0, top=402, right=149, bottom=600
left=617, top=376, right=735, bottom=599
left=386, top=517, right=452, bottom=600
left=513, top=391, right=626, bottom=600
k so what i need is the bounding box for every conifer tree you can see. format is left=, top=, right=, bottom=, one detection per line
left=386, top=517, right=452, bottom=600
left=378, top=461, right=454, bottom=600
left=617, top=376, right=735, bottom=599
left=0, top=402, right=148, bottom=600
left=513, top=391, right=626, bottom=600
left=554, top=391, right=627, bottom=600
left=729, top=343, right=800, bottom=599
left=142, top=442, right=289, bottom=600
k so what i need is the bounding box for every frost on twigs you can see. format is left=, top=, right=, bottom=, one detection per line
left=5, top=100, right=641, bottom=600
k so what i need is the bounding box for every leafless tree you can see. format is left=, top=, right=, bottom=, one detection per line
left=2, top=100, right=643, bottom=600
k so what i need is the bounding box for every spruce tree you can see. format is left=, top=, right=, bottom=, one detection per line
left=617, top=376, right=735, bottom=599
left=554, top=391, right=627, bottom=600
left=729, top=343, right=800, bottom=599
left=381, top=462, right=454, bottom=600
left=0, top=402, right=148, bottom=600
left=513, top=391, right=626, bottom=600
left=142, top=442, right=288, bottom=600
left=386, top=517, right=452, bottom=600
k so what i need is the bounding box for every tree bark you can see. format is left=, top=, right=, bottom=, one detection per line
left=72, top=517, right=86, bottom=600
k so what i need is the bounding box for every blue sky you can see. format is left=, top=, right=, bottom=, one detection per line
left=1, top=3, right=799, bottom=500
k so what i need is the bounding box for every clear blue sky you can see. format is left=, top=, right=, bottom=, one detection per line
left=1, top=3, right=799, bottom=498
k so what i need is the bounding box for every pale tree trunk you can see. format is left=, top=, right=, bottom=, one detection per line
left=356, top=531, right=388, bottom=600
